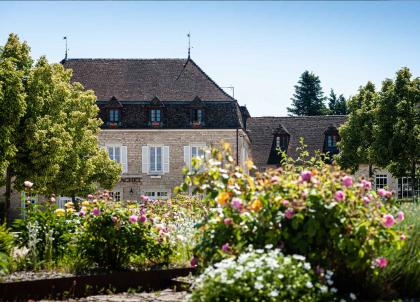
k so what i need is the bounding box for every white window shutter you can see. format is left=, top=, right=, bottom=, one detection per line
left=121, top=146, right=128, bottom=173
left=163, top=146, right=170, bottom=173
left=142, top=146, right=149, bottom=174
left=184, top=146, right=191, bottom=170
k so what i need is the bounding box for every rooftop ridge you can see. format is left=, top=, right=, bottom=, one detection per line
left=64, top=58, right=187, bottom=61
left=251, top=115, right=348, bottom=119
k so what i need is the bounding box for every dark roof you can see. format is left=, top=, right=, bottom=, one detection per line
left=62, top=58, right=234, bottom=102
left=247, top=116, right=347, bottom=167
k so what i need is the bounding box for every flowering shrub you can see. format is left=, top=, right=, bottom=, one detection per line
left=181, top=144, right=407, bottom=291
left=76, top=199, right=172, bottom=269
left=189, top=247, right=336, bottom=302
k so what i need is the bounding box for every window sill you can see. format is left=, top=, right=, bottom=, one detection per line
left=150, top=175, right=162, bottom=179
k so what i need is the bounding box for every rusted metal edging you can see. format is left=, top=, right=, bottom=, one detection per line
left=0, top=267, right=195, bottom=301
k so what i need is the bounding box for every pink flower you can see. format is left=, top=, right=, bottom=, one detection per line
left=87, top=194, right=94, bottom=200
left=92, top=207, right=100, bottom=216
left=271, top=176, right=280, bottom=183
left=231, top=198, right=243, bottom=210
left=378, top=188, right=387, bottom=197
left=300, top=170, right=313, bottom=182
left=396, top=211, right=404, bottom=222
left=342, top=176, right=353, bottom=187
left=224, top=218, right=233, bottom=225
left=335, top=191, right=345, bottom=202
left=129, top=214, right=138, bottom=223
left=282, top=200, right=290, bottom=207
left=24, top=181, right=33, bottom=188
left=361, top=179, right=372, bottom=190
left=221, top=243, right=230, bottom=252
left=112, top=216, right=118, bottom=222
left=400, top=234, right=406, bottom=241
left=140, top=215, right=147, bottom=223
left=383, top=214, right=395, bottom=228
left=79, top=210, right=86, bottom=217
left=374, top=257, right=388, bottom=268
left=190, top=257, right=198, bottom=268
left=285, top=208, right=294, bottom=219
left=363, top=196, right=371, bottom=205
left=140, top=195, right=150, bottom=202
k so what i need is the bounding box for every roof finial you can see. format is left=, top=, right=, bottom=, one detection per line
left=187, top=32, right=191, bottom=59
left=63, top=36, right=68, bottom=61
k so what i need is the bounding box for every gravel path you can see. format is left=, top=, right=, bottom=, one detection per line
left=40, top=289, right=189, bottom=302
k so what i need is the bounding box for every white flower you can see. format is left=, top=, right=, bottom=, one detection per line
left=24, top=180, right=33, bottom=188
left=265, top=244, right=273, bottom=249
left=254, top=282, right=264, bottom=290
left=331, top=287, right=338, bottom=293
left=349, top=293, right=357, bottom=300
left=305, top=281, right=313, bottom=288
left=269, top=290, right=279, bottom=297
left=278, top=273, right=284, bottom=279
left=303, top=262, right=311, bottom=270
left=256, top=249, right=264, bottom=254
left=256, top=276, right=263, bottom=281
left=320, top=285, right=328, bottom=293
left=292, top=254, right=306, bottom=261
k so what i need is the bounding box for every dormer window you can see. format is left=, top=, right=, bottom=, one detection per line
left=326, top=135, right=336, bottom=148
left=323, top=125, right=340, bottom=161
left=109, top=109, right=120, bottom=123
left=276, top=135, right=289, bottom=151
left=268, top=124, right=290, bottom=165
left=192, top=109, right=204, bottom=125
left=151, top=109, right=161, bottom=123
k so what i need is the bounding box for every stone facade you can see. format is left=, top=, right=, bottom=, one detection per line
left=99, top=128, right=251, bottom=200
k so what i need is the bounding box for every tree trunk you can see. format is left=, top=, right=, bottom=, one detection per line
left=5, top=166, right=12, bottom=225
left=368, top=162, right=373, bottom=179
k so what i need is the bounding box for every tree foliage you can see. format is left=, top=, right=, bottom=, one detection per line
left=328, top=89, right=347, bottom=115
left=336, top=82, right=377, bottom=175
left=287, top=71, right=327, bottom=116
left=0, top=33, right=121, bottom=220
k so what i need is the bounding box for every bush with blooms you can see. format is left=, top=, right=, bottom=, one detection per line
left=180, top=143, right=407, bottom=292
left=189, top=246, right=337, bottom=302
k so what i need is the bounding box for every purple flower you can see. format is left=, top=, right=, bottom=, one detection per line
left=139, top=214, right=147, bottom=223
left=400, top=234, right=407, bottom=241
left=79, top=210, right=86, bottom=217
left=335, top=191, right=345, bottom=202
left=378, top=188, right=387, bottom=197
left=363, top=196, right=371, bottom=205
left=92, top=207, right=100, bottom=216
left=129, top=214, right=138, bottom=223
left=231, top=198, right=243, bottom=210
left=190, top=257, right=198, bottom=268
left=300, top=170, right=313, bottom=182
left=374, top=257, right=388, bottom=268
left=140, top=195, right=150, bottom=202
left=342, top=176, right=353, bottom=187
left=383, top=214, right=395, bottom=228
left=221, top=243, right=231, bottom=252
left=360, top=179, right=372, bottom=190
left=285, top=208, right=294, bottom=219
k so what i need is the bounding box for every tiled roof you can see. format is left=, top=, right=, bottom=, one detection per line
left=247, top=116, right=347, bottom=168
left=62, top=58, right=234, bottom=102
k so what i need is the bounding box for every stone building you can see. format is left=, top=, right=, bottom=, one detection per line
left=247, top=116, right=419, bottom=199
left=62, top=58, right=251, bottom=200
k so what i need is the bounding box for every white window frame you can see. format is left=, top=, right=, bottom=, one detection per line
left=398, top=177, right=420, bottom=199
left=143, top=190, right=169, bottom=200
left=149, top=145, right=163, bottom=174
left=105, top=144, right=128, bottom=174
left=375, top=174, right=388, bottom=190
left=107, top=144, right=121, bottom=163
left=185, top=143, right=206, bottom=171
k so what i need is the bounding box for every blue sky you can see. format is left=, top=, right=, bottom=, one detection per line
left=1, top=1, right=420, bottom=116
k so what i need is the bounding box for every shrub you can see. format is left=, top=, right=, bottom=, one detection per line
left=376, top=202, right=420, bottom=298
left=0, top=224, right=14, bottom=275
left=189, top=247, right=336, bottom=302
left=181, top=144, right=406, bottom=293
left=76, top=200, right=173, bottom=269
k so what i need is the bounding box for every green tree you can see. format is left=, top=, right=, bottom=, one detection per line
left=328, top=89, right=347, bottom=115
left=337, top=82, right=378, bottom=177
left=374, top=68, right=420, bottom=198
left=287, top=71, right=327, bottom=116
left=0, top=34, right=121, bottom=222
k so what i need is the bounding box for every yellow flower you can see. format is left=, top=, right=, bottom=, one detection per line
left=65, top=201, right=74, bottom=208
left=81, top=206, right=87, bottom=212
left=81, top=201, right=90, bottom=207
left=246, top=160, right=255, bottom=170
left=250, top=199, right=263, bottom=212
left=67, top=208, right=75, bottom=214
left=216, top=192, right=230, bottom=206
left=55, top=208, right=65, bottom=217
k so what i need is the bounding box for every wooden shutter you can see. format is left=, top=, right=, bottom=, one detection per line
left=142, top=146, right=149, bottom=174
left=121, top=146, right=128, bottom=173
left=163, top=146, right=170, bottom=173
left=184, top=146, right=191, bottom=170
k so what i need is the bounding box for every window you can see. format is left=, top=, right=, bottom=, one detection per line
left=151, top=109, right=161, bottom=122
left=150, top=146, right=162, bottom=173
left=375, top=174, right=388, bottom=190
left=192, top=109, right=203, bottom=124
left=144, top=191, right=169, bottom=200
left=109, top=191, right=122, bottom=202
left=191, top=146, right=205, bottom=159
left=275, top=135, right=289, bottom=151
left=398, top=177, right=420, bottom=199
left=107, top=146, right=121, bottom=163
left=109, top=109, right=120, bottom=123
left=326, top=135, right=336, bottom=148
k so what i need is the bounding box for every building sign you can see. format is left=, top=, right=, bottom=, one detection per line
left=121, top=177, right=143, bottom=184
